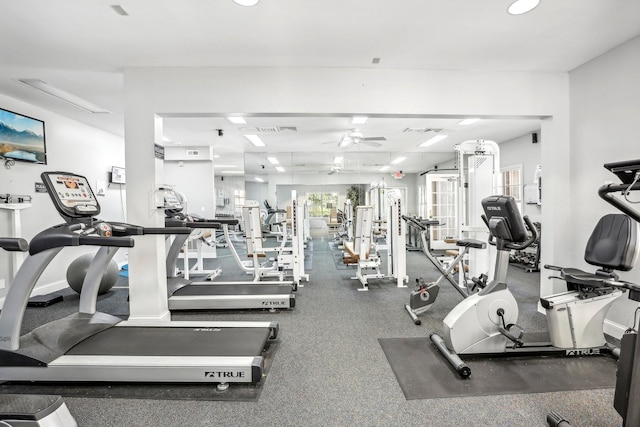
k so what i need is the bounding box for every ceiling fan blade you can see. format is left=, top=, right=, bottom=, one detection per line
left=322, top=140, right=340, bottom=145
left=360, top=140, right=383, bottom=147
left=328, top=170, right=337, bottom=175
left=362, top=137, right=386, bottom=141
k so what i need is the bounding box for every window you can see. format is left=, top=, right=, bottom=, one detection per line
left=233, top=189, right=245, bottom=216
left=501, top=165, right=523, bottom=202
left=426, top=174, right=458, bottom=244
left=307, top=192, right=338, bottom=217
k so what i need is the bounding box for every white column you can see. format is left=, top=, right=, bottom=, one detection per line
left=124, top=83, right=171, bottom=321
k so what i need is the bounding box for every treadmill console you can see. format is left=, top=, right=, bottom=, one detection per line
left=41, top=172, right=100, bottom=220
left=163, top=188, right=183, bottom=211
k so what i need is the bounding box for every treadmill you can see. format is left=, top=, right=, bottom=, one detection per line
left=0, top=238, right=78, bottom=427
left=162, top=187, right=296, bottom=311
left=0, top=171, right=278, bottom=388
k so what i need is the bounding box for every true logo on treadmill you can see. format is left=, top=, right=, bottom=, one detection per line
left=194, top=328, right=222, bottom=332
left=205, top=371, right=245, bottom=378
left=262, top=301, right=286, bottom=306
left=0, top=336, right=10, bottom=342
left=566, top=348, right=601, bottom=356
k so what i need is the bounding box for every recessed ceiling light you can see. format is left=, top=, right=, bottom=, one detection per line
left=458, top=118, right=480, bottom=126
left=255, top=177, right=264, bottom=182
left=391, top=157, right=406, bottom=165
left=18, top=79, right=110, bottom=113
left=275, top=166, right=285, bottom=172
left=419, top=134, right=448, bottom=147
left=244, top=134, right=265, bottom=147
left=507, top=0, right=540, bottom=15
left=350, top=116, right=368, bottom=125
left=267, top=156, right=279, bottom=165
left=227, top=116, right=246, bottom=124
left=232, top=0, right=259, bottom=6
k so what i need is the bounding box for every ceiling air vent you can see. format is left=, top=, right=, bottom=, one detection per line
left=186, top=149, right=200, bottom=157
left=255, top=126, right=298, bottom=133
left=240, top=126, right=297, bottom=133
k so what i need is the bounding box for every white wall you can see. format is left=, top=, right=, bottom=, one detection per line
left=164, top=160, right=215, bottom=218
left=568, top=35, right=640, bottom=335
left=0, top=93, right=125, bottom=302
left=245, top=181, right=268, bottom=208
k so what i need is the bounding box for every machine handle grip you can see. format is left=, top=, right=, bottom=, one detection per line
left=480, top=214, right=496, bottom=246
left=78, top=235, right=135, bottom=248
left=109, top=222, right=191, bottom=236
left=604, top=279, right=640, bottom=292
left=0, top=237, right=29, bottom=252
left=598, top=183, right=640, bottom=223
left=144, top=227, right=191, bottom=235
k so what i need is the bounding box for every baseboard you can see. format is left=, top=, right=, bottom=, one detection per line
left=0, top=280, right=68, bottom=310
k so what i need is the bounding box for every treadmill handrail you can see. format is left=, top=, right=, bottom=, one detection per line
left=28, top=224, right=134, bottom=256
left=110, top=222, right=192, bottom=236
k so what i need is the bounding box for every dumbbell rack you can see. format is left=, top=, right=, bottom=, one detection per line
left=509, top=221, right=541, bottom=272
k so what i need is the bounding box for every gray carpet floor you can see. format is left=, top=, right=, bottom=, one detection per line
left=7, top=233, right=625, bottom=426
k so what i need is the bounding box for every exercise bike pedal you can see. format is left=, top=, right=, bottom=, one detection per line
left=405, top=278, right=440, bottom=324
left=497, top=308, right=525, bottom=348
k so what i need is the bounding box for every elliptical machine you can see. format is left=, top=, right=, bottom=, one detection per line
left=431, top=195, right=626, bottom=378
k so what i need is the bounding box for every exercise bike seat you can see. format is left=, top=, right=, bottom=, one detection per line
left=549, top=214, right=639, bottom=296
left=560, top=268, right=618, bottom=292
left=456, top=239, right=487, bottom=250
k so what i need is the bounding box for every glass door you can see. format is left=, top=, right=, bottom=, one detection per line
left=426, top=174, right=458, bottom=250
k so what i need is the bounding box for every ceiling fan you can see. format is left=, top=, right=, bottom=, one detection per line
left=324, top=129, right=386, bottom=149
left=326, top=163, right=355, bottom=175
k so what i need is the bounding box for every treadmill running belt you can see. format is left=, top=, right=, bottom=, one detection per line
left=172, top=284, right=292, bottom=296
left=67, top=327, right=270, bottom=357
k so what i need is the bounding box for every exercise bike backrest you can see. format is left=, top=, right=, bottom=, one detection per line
left=583, top=214, right=639, bottom=273
left=480, top=195, right=537, bottom=251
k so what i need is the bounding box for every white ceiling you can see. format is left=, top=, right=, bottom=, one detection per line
left=0, top=1, right=639, bottom=175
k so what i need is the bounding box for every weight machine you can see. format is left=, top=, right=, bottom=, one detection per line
left=342, top=190, right=408, bottom=291
left=222, top=193, right=308, bottom=287
left=455, top=140, right=500, bottom=282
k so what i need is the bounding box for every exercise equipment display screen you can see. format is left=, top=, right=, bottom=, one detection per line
left=41, top=172, right=99, bottom=218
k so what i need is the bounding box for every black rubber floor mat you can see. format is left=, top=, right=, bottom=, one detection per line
left=379, top=337, right=616, bottom=400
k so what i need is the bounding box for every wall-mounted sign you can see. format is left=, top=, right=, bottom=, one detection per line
left=154, top=144, right=165, bottom=160
left=34, top=182, right=47, bottom=193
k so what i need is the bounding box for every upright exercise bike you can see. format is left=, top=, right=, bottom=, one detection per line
left=402, top=215, right=487, bottom=325
left=431, top=195, right=625, bottom=378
